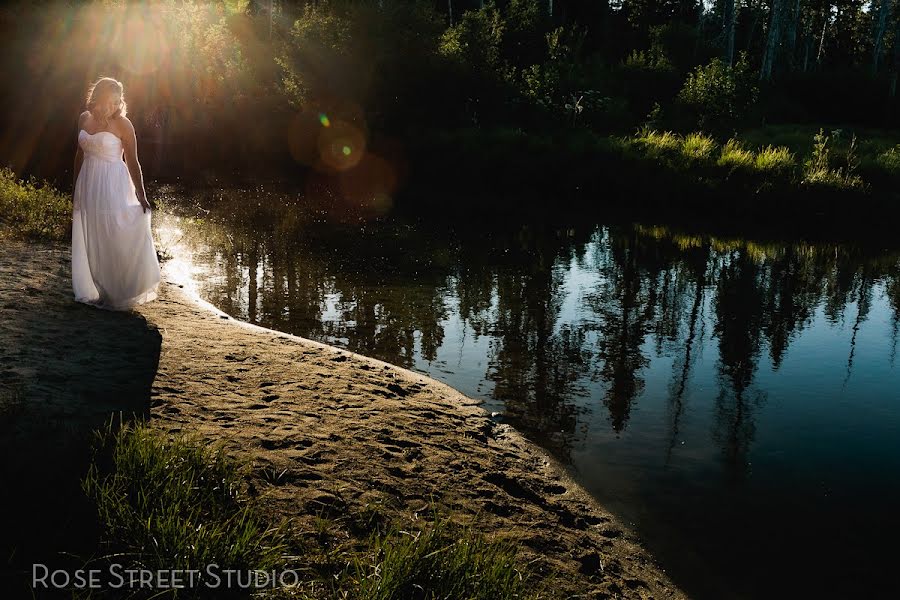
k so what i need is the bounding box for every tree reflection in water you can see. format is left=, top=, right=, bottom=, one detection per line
left=156, top=189, right=900, bottom=469
left=154, top=187, right=900, bottom=598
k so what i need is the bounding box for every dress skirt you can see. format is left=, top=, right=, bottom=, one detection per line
left=71, top=153, right=161, bottom=311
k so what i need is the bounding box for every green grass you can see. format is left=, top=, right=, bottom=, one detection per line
left=0, top=166, right=70, bottom=241
left=875, top=145, right=900, bottom=176
left=632, top=128, right=683, bottom=158
left=753, top=144, right=796, bottom=175
left=717, top=139, right=755, bottom=171
left=681, top=132, right=718, bottom=162
left=344, top=507, right=541, bottom=600
left=621, top=126, right=894, bottom=196
left=79, top=418, right=545, bottom=599
left=82, top=419, right=290, bottom=580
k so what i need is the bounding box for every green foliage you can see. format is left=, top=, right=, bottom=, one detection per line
left=633, top=128, right=683, bottom=157
left=876, top=145, right=900, bottom=176
left=754, top=145, right=796, bottom=176
left=627, top=128, right=798, bottom=187
left=0, top=167, right=70, bottom=241
left=648, top=22, right=712, bottom=74
left=717, top=139, right=756, bottom=171
left=676, top=52, right=758, bottom=133
left=439, top=3, right=506, bottom=73
left=346, top=507, right=539, bottom=600
left=623, top=49, right=672, bottom=72
left=82, top=419, right=289, bottom=577
left=277, top=0, right=447, bottom=128
left=802, top=129, right=866, bottom=190
left=501, top=0, right=553, bottom=68
left=682, top=132, right=718, bottom=162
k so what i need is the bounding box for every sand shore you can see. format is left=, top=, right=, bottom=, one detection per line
left=0, top=235, right=687, bottom=599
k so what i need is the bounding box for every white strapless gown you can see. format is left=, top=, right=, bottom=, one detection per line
left=72, top=129, right=161, bottom=310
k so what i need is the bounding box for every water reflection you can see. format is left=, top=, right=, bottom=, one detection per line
left=153, top=187, right=900, bottom=599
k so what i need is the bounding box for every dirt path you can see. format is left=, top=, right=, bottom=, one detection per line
left=0, top=236, right=687, bottom=599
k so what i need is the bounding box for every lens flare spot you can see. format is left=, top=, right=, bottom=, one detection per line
left=316, top=119, right=366, bottom=172
left=319, top=114, right=330, bottom=127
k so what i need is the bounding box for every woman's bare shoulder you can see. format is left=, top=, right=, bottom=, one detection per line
left=112, top=115, right=136, bottom=137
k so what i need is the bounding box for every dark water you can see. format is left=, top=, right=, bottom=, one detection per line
left=153, top=186, right=900, bottom=599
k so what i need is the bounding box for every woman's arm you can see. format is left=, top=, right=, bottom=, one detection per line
left=120, top=117, right=151, bottom=212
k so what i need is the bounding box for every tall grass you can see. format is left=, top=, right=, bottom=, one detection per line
left=0, top=166, right=70, bottom=241
left=717, top=139, right=755, bottom=171
left=801, top=129, right=866, bottom=191
left=80, top=419, right=544, bottom=599
left=82, top=419, right=290, bottom=580
left=681, top=132, right=718, bottom=162
left=876, top=145, right=900, bottom=177
left=345, top=506, right=541, bottom=600
left=754, top=145, right=796, bottom=175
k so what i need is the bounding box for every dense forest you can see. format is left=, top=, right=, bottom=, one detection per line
left=1, top=0, right=898, bottom=217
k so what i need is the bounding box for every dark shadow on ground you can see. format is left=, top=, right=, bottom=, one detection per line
left=0, top=239, right=161, bottom=598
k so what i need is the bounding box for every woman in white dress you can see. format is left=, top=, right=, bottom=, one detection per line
left=72, top=77, right=161, bottom=311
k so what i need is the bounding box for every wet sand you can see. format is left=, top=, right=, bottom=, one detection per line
left=0, top=235, right=687, bottom=599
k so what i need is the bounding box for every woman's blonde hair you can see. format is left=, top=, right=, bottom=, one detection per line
left=84, top=76, right=128, bottom=119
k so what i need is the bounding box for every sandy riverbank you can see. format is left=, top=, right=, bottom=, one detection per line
left=0, top=235, right=687, bottom=599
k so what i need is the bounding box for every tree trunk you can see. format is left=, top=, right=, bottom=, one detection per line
left=892, top=6, right=900, bottom=96
left=803, top=16, right=813, bottom=72
left=761, top=0, right=784, bottom=80
left=873, top=0, right=892, bottom=74
left=816, top=13, right=827, bottom=68
left=785, top=0, right=801, bottom=71
left=723, top=0, right=736, bottom=66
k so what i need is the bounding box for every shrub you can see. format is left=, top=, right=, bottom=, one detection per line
left=876, top=145, right=900, bottom=177
left=676, top=52, right=759, bottom=133
left=802, top=129, right=866, bottom=190
left=0, top=167, right=71, bottom=241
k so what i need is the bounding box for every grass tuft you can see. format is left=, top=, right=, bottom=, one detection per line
left=681, top=132, right=717, bottom=163
left=344, top=506, right=540, bottom=600
left=753, top=145, right=796, bottom=175
left=717, top=139, right=755, bottom=171
left=82, top=419, right=290, bottom=581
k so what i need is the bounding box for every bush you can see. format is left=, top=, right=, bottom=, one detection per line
left=876, top=145, right=900, bottom=176
left=802, top=129, right=866, bottom=191
left=675, top=52, right=759, bottom=133
left=277, top=0, right=448, bottom=130
left=0, top=166, right=71, bottom=241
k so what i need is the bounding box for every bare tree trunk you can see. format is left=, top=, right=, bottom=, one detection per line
left=761, top=0, right=784, bottom=80
left=803, top=17, right=813, bottom=72
left=746, top=0, right=763, bottom=52
left=873, top=0, right=892, bottom=74
left=892, top=8, right=900, bottom=96
left=816, top=14, right=828, bottom=67
left=724, top=0, right=736, bottom=66
left=785, top=0, right=802, bottom=70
